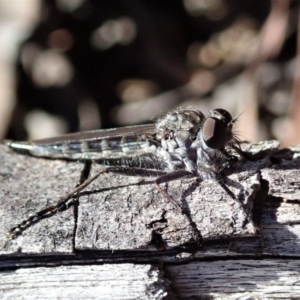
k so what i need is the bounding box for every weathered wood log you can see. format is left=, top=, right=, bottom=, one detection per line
left=1, top=141, right=300, bottom=299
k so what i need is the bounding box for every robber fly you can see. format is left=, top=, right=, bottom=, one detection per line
left=6, top=108, right=245, bottom=238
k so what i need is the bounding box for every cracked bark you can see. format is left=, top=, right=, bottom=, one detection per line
left=1, top=141, right=300, bottom=299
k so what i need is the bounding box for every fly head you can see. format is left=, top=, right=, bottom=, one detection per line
left=202, top=109, right=236, bottom=150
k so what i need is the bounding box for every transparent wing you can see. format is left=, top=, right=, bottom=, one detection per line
left=6, top=124, right=158, bottom=160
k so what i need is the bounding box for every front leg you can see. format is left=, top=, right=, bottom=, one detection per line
left=220, top=147, right=238, bottom=162
left=231, top=144, right=255, bottom=161
left=218, top=148, right=238, bottom=173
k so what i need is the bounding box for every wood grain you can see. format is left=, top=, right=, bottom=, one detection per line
left=1, top=142, right=300, bottom=299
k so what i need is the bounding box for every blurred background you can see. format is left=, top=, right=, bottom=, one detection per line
left=1, top=0, right=299, bottom=146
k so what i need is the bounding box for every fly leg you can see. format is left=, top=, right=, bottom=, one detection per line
left=214, top=171, right=254, bottom=230
left=231, top=144, right=255, bottom=161
left=215, top=173, right=236, bottom=200
left=59, top=160, right=93, bottom=212
left=9, top=166, right=166, bottom=238
left=156, top=170, right=202, bottom=243
left=155, top=170, right=192, bottom=212
left=9, top=166, right=107, bottom=238
left=220, top=148, right=238, bottom=168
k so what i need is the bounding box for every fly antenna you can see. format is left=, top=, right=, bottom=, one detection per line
left=229, top=111, right=245, bottom=126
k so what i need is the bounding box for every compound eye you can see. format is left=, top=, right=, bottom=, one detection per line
left=203, top=117, right=228, bottom=149
left=211, top=109, right=232, bottom=125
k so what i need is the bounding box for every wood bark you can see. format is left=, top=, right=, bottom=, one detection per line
left=1, top=141, right=300, bottom=299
